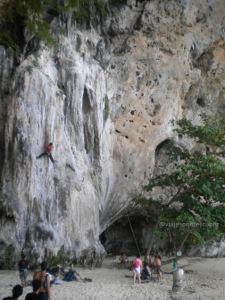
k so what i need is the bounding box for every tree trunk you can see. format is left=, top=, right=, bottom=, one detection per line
left=178, top=231, right=191, bottom=252
left=145, top=224, right=157, bottom=257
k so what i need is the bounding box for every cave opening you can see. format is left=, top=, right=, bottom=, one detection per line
left=99, top=214, right=148, bottom=256
left=196, top=97, right=205, bottom=107
left=100, top=140, right=174, bottom=257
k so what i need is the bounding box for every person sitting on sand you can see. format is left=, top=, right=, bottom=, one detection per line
left=25, top=280, right=41, bottom=300
left=119, top=253, right=128, bottom=265
left=47, top=266, right=61, bottom=285
left=2, top=285, right=23, bottom=300
left=154, top=255, right=162, bottom=282
left=63, top=265, right=82, bottom=282
left=33, top=262, right=51, bottom=300
left=132, top=255, right=143, bottom=284
left=141, top=262, right=151, bottom=281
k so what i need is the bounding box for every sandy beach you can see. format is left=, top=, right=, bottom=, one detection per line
left=1, top=257, right=225, bottom=300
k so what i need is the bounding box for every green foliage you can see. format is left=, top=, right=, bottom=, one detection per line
left=108, top=0, right=127, bottom=5
left=103, top=95, right=110, bottom=121
left=176, top=118, right=225, bottom=150
left=29, top=252, right=40, bottom=270
left=65, top=0, right=107, bottom=16
left=0, top=0, right=109, bottom=57
left=134, top=117, right=225, bottom=251
left=0, top=0, right=57, bottom=56
left=0, top=31, right=20, bottom=56
left=25, top=51, right=40, bottom=75
left=4, top=244, right=15, bottom=269
left=47, top=246, right=73, bottom=266
left=25, top=65, right=33, bottom=75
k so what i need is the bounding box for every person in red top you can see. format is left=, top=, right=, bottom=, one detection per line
left=36, top=143, right=55, bottom=163
left=132, top=255, right=143, bottom=284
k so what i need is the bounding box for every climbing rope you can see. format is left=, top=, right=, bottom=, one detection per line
left=127, top=215, right=141, bottom=257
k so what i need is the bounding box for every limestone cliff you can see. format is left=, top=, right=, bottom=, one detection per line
left=0, top=0, right=225, bottom=262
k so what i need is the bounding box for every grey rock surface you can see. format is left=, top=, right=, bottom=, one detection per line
left=0, top=0, right=225, bottom=260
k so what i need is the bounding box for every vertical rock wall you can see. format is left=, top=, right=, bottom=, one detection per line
left=0, top=0, right=225, bottom=260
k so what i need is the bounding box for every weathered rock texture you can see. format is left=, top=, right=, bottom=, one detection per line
left=1, top=0, right=225, bottom=260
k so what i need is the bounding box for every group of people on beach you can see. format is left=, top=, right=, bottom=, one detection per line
left=1, top=250, right=172, bottom=299
left=2, top=251, right=88, bottom=300
left=132, top=254, right=162, bottom=284
left=2, top=254, right=51, bottom=300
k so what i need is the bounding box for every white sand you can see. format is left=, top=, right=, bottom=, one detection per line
left=1, top=257, right=225, bottom=300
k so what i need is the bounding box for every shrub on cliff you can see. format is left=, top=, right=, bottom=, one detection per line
left=0, top=0, right=116, bottom=58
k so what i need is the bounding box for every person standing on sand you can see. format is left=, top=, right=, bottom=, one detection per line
left=25, top=279, right=41, bottom=300
left=18, top=252, right=29, bottom=287
left=119, top=253, right=128, bottom=265
left=172, top=258, right=177, bottom=272
left=154, top=255, right=162, bottom=282
left=2, top=285, right=23, bottom=300
left=33, top=262, right=51, bottom=300
left=132, top=255, right=143, bottom=284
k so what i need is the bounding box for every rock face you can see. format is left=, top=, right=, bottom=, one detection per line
left=189, top=239, right=225, bottom=257
left=0, top=0, right=225, bottom=261
left=200, top=240, right=225, bottom=257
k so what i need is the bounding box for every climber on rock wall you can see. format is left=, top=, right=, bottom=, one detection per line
left=36, top=143, right=55, bottom=164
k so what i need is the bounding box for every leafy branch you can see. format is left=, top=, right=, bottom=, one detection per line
left=134, top=117, right=225, bottom=254
left=0, top=0, right=117, bottom=58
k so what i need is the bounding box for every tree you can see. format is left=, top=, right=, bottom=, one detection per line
left=134, top=117, right=225, bottom=255
left=0, top=0, right=108, bottom=58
